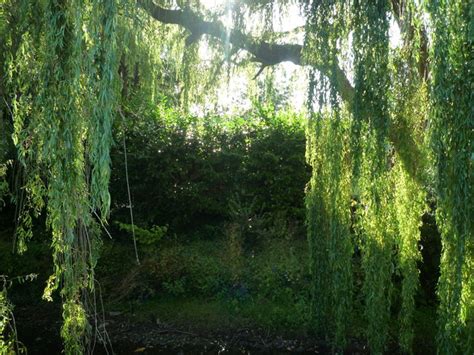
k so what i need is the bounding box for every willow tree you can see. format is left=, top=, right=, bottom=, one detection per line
left=134, top=0, right=472, bottom=353
left=1, top=0, right=120, bottom=352
left=0, top=0, right=472, bottom=354
left=303, top=1, right=353, bottom=349
left=430, top=2, right=473, bottom=353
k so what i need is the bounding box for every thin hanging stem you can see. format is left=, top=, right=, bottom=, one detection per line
left=123, top=135, right=140, bottom=265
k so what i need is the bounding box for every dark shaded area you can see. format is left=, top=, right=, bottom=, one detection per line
left=12, top=301, right=350, bottom=354
left=418, top=209, right=442, bottom=305
left=0, top=106, right=442, bottom=354
left=110, top=106, right=310, bottom=238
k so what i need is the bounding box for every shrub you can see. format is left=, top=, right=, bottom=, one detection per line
left=110, top=103, right=309, bottom=238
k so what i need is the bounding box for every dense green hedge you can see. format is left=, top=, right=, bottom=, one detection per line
left=110, top=103, right=310, bottom=238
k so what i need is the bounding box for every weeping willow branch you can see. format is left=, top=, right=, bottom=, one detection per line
left=137, top=0, right=354, bottom=99
left=137, top=0, right=428, bottom=185
left=3, top=0, right=120, bottom=352
left=253, top=64, right=267, bottom=79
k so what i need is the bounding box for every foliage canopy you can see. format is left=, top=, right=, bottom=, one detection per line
left=0, top=0, right=472, bottom=353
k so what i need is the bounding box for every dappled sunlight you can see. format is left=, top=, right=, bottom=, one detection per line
left=0, top=0, right=471, bottom=354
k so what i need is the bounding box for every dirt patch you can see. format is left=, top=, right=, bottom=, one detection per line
left=13, top=303, right=369, bottom=354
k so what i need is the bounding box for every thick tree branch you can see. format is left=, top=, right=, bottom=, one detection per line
left=137, top=0, right=354, bottom=104
left=137, top=0, right=426, bottom=184
left=390, top=0, right=429, bottom=80
left=138, top=1, right=301, bottom=65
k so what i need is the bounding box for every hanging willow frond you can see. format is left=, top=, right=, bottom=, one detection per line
left=303, top=0, right=353, bottom=350
left=3, top=0, right=121, bottom=352
left=429, top=1, right=473, bottom=353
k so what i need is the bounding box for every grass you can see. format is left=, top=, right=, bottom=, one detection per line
left=117, top=296, right=247, bottom=330
left=0, top=226, right=439, bottom=353
left=110, top=293, right=311, bottom=337
left=102, top=235, right=312, bottom=335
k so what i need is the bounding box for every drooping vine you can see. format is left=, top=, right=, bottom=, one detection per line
left=429, top=1, right=473, bottom=353
left=305, top=109, right=353, bottom=349
left=350, top=1, right=395, bottom=352
left=390, top=5, right=429, bottom=350
left=88, top=0, right=119, bottom=218
left=1, top=1, right=473, bottom=354
left=393, top=162, right=425, bottom=352
left=304, top=0, right=353, bottom=349
left=3, top=0, right=120, bottom=353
